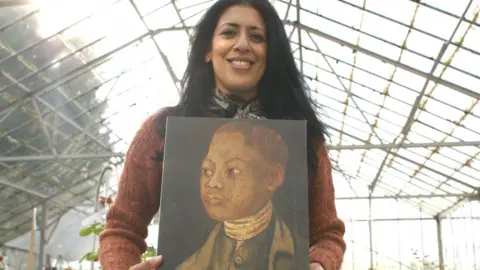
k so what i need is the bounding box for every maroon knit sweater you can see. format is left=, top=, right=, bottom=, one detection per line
left=99, top=108, right=346, bottom=270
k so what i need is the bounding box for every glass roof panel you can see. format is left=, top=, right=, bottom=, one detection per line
left=1, top=0, right=479, bottom=244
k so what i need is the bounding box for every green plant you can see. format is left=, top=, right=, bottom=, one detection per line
left=142, top=246, right=157, bottom=261
left=78, top=197, right=157, bottom=265
left=78, top=220, right=157, bottom=264
left=410, top=248, right=440, bottom=270
left=78, top=221, right=103, bottom=263
left=0, top=255, right=5, bottom=270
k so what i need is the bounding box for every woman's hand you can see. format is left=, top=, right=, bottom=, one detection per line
left=129, top=255, right=163, bottom=270
left=310, top=262, right=325, bottom=270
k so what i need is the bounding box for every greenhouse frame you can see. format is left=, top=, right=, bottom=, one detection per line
left=0, top=0, right=479, bottom=269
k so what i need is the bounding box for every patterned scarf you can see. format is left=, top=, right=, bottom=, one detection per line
left=207, top=88, right=266, bottom=119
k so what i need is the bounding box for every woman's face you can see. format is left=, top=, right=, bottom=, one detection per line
left=206, top=5, right=267, bottom=100
left=199, top=132, right=282, bottom=221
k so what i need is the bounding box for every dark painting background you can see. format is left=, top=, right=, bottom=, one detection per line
left=156, top=117, right=309, bottom=270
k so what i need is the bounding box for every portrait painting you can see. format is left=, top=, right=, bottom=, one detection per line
left=157, top=117, right=310, bottom=270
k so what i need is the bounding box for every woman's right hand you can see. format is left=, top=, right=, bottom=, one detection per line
left=129, top=255, right=163, bottom=270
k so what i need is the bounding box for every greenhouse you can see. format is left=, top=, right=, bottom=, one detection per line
left=0, top=0, right=479, bottom=269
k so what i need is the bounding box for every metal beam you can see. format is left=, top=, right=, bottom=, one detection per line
left=438, top=196, right=476, bottom=218
left=283, top=0, right=293, bottom=21
left=91, top=167, right=112, bottom=270
left=343, top=216, right=480, bottom=222
left=0, top=59, right=153, bottom=152
left=31, top=99, right=57, bottom=155
left=170, top=0, right=192, bottom=43
left=0, top=177, right=89, bottom=215
left=303, top=31, right=386, bottom=151
left=0, top=153, right=125, bottom=162
left=1, top=68, right=111, bottom=153
left=337, top=0, right=480, bottom=56
left=46, top=212, right=64, bottom=244
left=128, top=0, right=180, bottom=92
left=436, top=216, right=445, bottom=270
left=292, top=22, right=480, bottom=100
left=401, top=41, right=449, bottom=136
left=295, top=0, right=303, bottom=74
left=0, top=30, right=151, bottom=117
left=329, top=125, right=478, bottom=191
left=369, top=40, right=449, bottom=193
left=368, top=195, right=374, bottom=270
left=277, top=0, right=479, bottom=97
left=417, top=0, right=480, bottom=28
left=0, top=162, right=121, bottom=228
left=329, top=140, right=480, bottom=150
left=38, top=202, right=46, bottom=270
left=0, top=0, right=122, bottom=66
left=287, top=0, right=479, bottom=81
left=0, top=176, right=50, bottom=199
left=336, top=193, right=479, bottom=200
left=0, top=0, right=31, bottom=7
left=2, top=139, right=479, bottom=161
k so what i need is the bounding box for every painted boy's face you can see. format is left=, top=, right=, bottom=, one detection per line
left=200, top=132, right=282, bottom=221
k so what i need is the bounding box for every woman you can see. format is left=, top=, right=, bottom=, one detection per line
left=99, top=0, right=346, bottom=269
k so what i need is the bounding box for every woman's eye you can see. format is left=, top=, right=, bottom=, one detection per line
left=221, top=29, right=236, bottom=37
left=250, top=34, right=265, bottom=42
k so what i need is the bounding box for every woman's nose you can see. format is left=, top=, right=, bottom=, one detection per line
left=233, top=32, right=250, bottom=52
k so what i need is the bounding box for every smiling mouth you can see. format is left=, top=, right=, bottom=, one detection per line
left=227, top=58, right=254, bottom=70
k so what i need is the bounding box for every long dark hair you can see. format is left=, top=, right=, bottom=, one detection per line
left=160, top=0, right=328, bottom=182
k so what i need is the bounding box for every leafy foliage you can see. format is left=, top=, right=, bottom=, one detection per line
left=142, top=246, right=157, bottom=261
left=0, top=255, right=5, bottom=270
left=409, top=248, right=440, bottom=270
left=79, top=251, right=99, bottom=263
left=78, top=220, right=157, bottom=265
left=79, top=221, right=104, bottom=237
left=76, top=196, right=157, bottom=268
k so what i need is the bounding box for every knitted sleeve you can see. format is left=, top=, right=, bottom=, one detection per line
left=309, top=144, right=346, bottom=270
left=98, top=110, right=166, bottom=270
